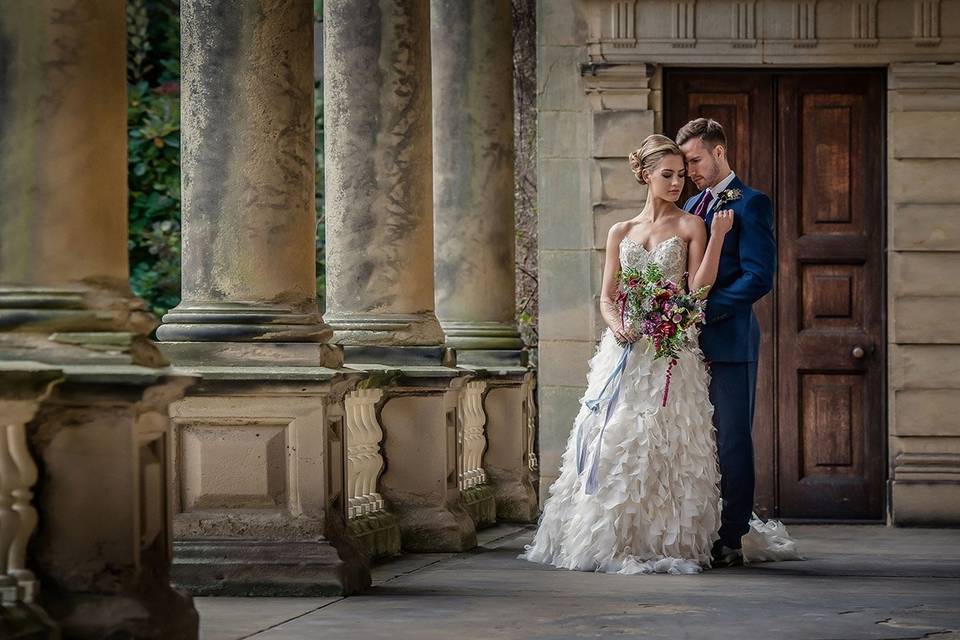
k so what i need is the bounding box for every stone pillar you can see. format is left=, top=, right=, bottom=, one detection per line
left=323, top=1, right=478, bottom=552
left=158, top=0, right=369, bottom=595
left=0, top=1, right=155, bottom=348
left=431, top=0, right=524, bottom=366
left=323, top=0, right=444, bottom=351
left=156, top=0, right=339, bottom=369
left=0, top=3, right=198, bottom=637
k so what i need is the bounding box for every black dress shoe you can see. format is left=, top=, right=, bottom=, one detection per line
left=710, top=541, right=744, bottom=568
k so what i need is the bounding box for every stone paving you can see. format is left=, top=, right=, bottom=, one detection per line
left=197, top=523, right=960, bottom=640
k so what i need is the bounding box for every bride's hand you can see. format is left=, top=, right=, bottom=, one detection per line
left=711, top=209, right=734, bottom=236
left=613, top=325, right=636, bottom=344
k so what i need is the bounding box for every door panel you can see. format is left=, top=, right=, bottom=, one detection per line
left=664, top=69, right=885, bottom=520
left=777, top=72, right=885, bottom=519
left=665, top=72, right=777, bottom=518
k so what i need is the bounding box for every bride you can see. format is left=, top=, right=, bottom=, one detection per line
left=520, top=135, right=799, bottom=575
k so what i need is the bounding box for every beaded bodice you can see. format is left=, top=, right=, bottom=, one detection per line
left=619, top=235, right=688, bottom=284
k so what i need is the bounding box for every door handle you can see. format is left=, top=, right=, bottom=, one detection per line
left=850, top=344, right=873, bottom=360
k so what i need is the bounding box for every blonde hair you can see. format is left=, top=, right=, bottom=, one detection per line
left=628, top=134, right=683, bottom=184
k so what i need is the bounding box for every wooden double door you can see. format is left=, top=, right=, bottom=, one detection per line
left=665, top=70, right=885, bottom=520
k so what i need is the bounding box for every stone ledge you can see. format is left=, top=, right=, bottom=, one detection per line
left=172, top=538, right=369, bottom=597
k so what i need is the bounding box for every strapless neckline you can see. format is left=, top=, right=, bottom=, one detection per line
left=620, top=234, right=684, bottom=254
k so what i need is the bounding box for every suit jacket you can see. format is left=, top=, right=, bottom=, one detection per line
left=683, top=176, right=776, bottom=363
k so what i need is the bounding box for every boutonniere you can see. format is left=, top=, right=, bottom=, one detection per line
left=713, top=188, right=742, bottom=209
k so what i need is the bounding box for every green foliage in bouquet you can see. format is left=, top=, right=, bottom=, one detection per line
left=615, top=263, right=709, bottom=359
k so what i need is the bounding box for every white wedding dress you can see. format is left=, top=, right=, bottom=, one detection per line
left=520, top=235, right=801, bottom=575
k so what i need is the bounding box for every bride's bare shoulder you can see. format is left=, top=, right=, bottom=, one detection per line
left=677, top=212, right=707, bottom=241
left=607, top=220, right=632, bottom=242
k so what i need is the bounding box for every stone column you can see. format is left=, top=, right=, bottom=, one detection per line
left=0, top=3, right=198, bottom=638
left=323, top=0, right=444, bottom=352
left=156, top=0, right=338, bottom=369
left=431, top=0, right=524, bottom=365
left=0, top=0, right=155, bottom=348
left=323, top=1, right=478, bottom=553
left=155, top=0, right=369, bottom=596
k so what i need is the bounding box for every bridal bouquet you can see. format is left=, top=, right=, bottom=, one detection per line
left=615, top=263, right=710, bottom=405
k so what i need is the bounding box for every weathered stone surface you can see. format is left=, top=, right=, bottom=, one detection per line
left=890, top=252, right=960, bottom=296
left=891, top=295, right=960, bottom=343
left=0, top=2, right=128, bottom=290
left=28, top=368, right=198, bottom=639
left=592, top=110, right=655, bottom=158
left=538, top=251, right=594, bottom=341
left=889, top=344, right=960, bottom=389
left=431, top=0, right=521, bottom=354
left=159, top=0, right=329, bottom=344
left=538, top=159, right=592, bottom=250
left=167, top=371, right=371, bottom=596
left=537, top=45, right=587, bottom=111
left=323, top=0, right=443, bottom=346
left=482, top=378, right=539, bottom=522
left=891, top=204, right=960, bottom=251
left=373, top=371, right=478, bottom=552
left=890, top=158, right=960, bottom=204
left=891, top=389, right=960, bottom=437
left=539, top=110, right=588, bottom=159
left=537, top=340, right=594, bottom=387
left=891, top=111, right=960, bottom=158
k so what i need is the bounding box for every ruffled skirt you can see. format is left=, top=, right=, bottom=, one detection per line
left=520, top=328, right=721, bottom=575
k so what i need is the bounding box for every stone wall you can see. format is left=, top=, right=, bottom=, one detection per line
left=887, top=62, right=960, bottom=524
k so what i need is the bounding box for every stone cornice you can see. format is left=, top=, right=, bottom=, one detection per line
left=585, top=0, right=960, bottom=65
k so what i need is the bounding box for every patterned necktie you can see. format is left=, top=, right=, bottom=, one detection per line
left=693, top=189, right=714, bottom=219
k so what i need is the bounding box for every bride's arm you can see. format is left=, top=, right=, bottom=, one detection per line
left=688, top=211, right=734, bottom=292
left=600, top=223, right=634, bottom=343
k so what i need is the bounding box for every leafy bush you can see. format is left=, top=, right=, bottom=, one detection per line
left=127, top=0, right=182, bottom=318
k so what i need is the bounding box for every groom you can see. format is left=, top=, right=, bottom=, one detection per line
left=676, top=118, right=776, bottom=567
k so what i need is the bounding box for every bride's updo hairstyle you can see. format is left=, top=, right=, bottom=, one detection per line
left=628, top=134, right=683, bottom=184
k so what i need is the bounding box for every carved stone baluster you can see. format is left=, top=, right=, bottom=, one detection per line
left=344, top=388, right=398, bottom=557
left=0, top=425, right=19, bottom=602
left=457, top=380, right=495, bottom=526
left=7, top=422, right=40, bottom=602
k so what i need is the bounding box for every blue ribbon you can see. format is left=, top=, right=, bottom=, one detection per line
left=575, top=341, right=633, bottom=495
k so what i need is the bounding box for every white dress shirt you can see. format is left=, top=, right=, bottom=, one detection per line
left=705, top=171, right=737, bottom=216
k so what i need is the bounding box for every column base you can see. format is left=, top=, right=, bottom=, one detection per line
left=325, top=311, right=445, bottom=346
left=0, top=601, right=58, bottom=640
left=346, top=511, right=402, bottom=559
left=455, top=349, right=528, bottom=367
left=167, top=369, right=371, bottom=595
left=462, top=484, right=498, bottom=528
left=172, top=538, right=368, bottom=597
left=342, top=344, right=453, bottom=366
left=379, top=500, right=477, bottom=553
left=157, top=301, right=332, bottom=343
left=440, top=320, right=524, bottom=351
left=41, top=588, right=197, bottom=640
left=157, top=340, right=343, bottom=368
left=486, top=466, right=540, bottom=523
left=0, top=285, right=156, bottom=336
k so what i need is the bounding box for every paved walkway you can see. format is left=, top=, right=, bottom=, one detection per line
left=197, top=523, right=960, bottom=640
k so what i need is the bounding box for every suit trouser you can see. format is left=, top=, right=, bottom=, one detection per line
left=708, top=360, right=758, bottom=549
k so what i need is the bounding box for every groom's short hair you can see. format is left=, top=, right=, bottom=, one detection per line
left=676, top=118, right=727, bottom=150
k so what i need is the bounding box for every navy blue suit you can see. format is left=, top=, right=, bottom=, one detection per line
left=683, top=176, right=776, bottom=549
